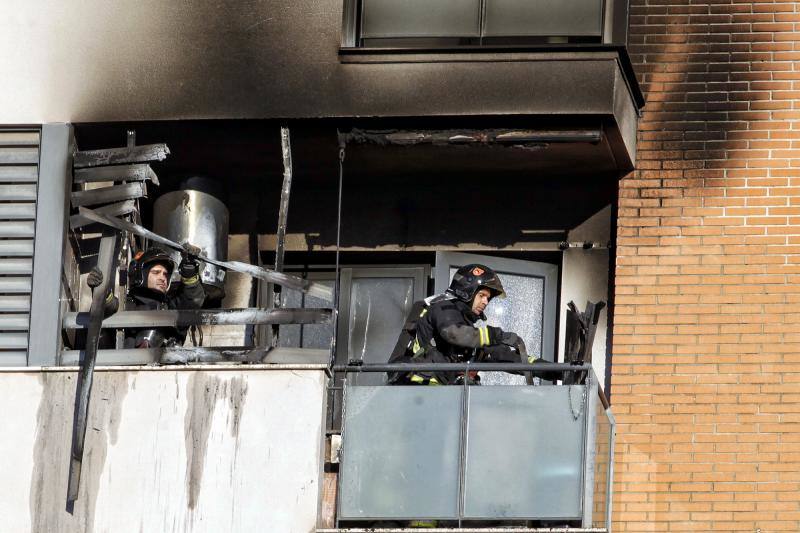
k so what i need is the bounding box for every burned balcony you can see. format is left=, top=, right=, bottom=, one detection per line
left=322, top=364, right=615, bottom=532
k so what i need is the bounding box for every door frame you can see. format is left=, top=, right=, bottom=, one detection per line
left=434, top=251, right=558, bottom=361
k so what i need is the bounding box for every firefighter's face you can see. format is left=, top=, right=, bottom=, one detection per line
left=147, top=263, right=170, bottom=293
left=472, top=288, right=492, bottom=315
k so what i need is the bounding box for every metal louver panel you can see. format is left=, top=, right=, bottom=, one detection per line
left=0, top=204, right=36, bottom=219
left=0, top=166, right=38, bottom=182
left=0, top=314, right=30, bottom=329
left=0, top=221, right=35, bottom=238
left=0, top=184, right=37, bottom=201
left=0, top=295, right=31, bottom=312
left=0, top=332, right=27, bottom=349
left=0, top=240, right=33, bottom=257
left=0, top=129, right=38, bottom=361
left=0, top=259, right=32, bottom=275
left=0, top=277, right=32, bottom=293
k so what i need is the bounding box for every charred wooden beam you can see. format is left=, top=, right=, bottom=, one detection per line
left=71, top=182, right=146, bottom=207
left=73, top=143, right=169, bottom=169
left=73, top=163, right=160, bottom=186
left=67, top=229, right=119, bottom=503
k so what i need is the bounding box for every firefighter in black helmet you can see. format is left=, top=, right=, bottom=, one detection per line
left=388, top=263, right=527, bottom=386
left=123, top=245, right=205, bottom=349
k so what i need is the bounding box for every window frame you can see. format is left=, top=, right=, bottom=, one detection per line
left=341, top=0, right=625, bottom=49
left=434, top=251, right=559, bottom=362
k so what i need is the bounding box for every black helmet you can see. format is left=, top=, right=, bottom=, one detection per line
left=128, top=247, right=175, bottom=290
left=447, top=264, right=505, bottom=303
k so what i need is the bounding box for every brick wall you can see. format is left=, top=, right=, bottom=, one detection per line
left=613, top=0, right=800, bottom=531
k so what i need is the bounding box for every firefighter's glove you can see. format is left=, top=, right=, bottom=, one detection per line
left=499, top=330, right=521, bottom=348
left=484, top=325, right=505, bottom=346
left=179, top=242, right=202, bottom=284
left=87, top=267, right=103, bottom=288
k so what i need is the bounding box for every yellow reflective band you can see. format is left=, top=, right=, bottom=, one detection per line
left=527, top=355, right=539, bottom=364
left=419, top=308, right=427, bottom=317
left=412, top=338, right=423, bottom=356
left=409, top=374, right=440, bottom=386
left=479, top=326, right=489, bottom=346
left=104, top=292, right=114, bottom=303
left=182, top=274, right=200, bottom=285
left=408, top=520, right=438, bottom=528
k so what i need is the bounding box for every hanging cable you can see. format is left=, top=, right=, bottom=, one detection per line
left=329, top=135, right=346, bottom=368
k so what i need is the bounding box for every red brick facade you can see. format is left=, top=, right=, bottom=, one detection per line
left=613, top=0, right=800, bottom=530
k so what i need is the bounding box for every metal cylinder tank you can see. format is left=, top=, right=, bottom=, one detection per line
left=153, top=190, right=229, bottom=300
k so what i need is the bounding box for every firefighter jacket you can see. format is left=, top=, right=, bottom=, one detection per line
left=389, top=294, right=500, bottom=384
left=123, top=279, right=205, bottom=349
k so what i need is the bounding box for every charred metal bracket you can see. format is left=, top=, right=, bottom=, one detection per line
left=339, top=127, right=602, bottom=148
left=271, top=126, right=294, bottom=348
left=558, top=240, right=611, bottom=250
left=73, top=163, right=160, bottom=186
left=63, top=307, right=333, bottom=329
left=563, top=300, right=606, bottom=385
left=72, top=143, right=169, bottom=168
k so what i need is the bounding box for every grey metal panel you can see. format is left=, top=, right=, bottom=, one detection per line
left=0, top=314, right=30, bottom=330
left=0, top=203, right=36, bottom=219
left=0, top=221, right=35, bottom=238
left=28, top=123, right=72, bottom=365
left=0, top=131, right=40, bottom=146
left=0, top=240, right=34, bottom=257
left=362, top=0, right=481, bottom=38
left=484, top=0, right=603, bottom=37
left=0, top=295, right=30, bottom=312
left=0, top=258, right=32, bottom=275
left=463, top=386, right=586, bottom=519
left=0, top=166, right=38, bottom=182
left=339, top=386, right=463, bottom=520
left=0, top=332, right=28, bottom=349
left=0, top=184, right=37, bottom=201
left=0, top=351, right=27, bottom=366
left=0, top=147, right=38, bottom=164
left=0, top=277, right=32, bottom=293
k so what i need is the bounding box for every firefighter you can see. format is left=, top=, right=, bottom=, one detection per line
left=388, top=263, right=527, bottom=386
left=123, top=245, right=205, bottom=348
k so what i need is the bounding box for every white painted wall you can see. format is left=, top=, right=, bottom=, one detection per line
left=0, top=366, right=327, bottom=533
left=558, top=206, right=610, bottom=389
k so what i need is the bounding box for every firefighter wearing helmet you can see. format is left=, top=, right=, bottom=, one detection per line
left=388, top=263, right=527, bottom=386
left=123, top=245, right=205, bottom=349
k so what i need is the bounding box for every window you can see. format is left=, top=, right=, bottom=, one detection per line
left=343, top=0, right=605, bottom=48
left=262, top=266, right=428, bottom=381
